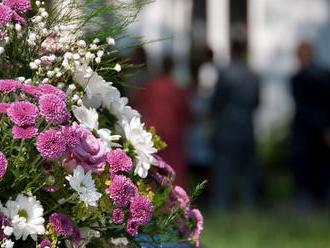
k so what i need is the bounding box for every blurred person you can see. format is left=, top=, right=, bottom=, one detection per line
left=290, top=41, right=330, bottom=208
left=136, top=55, right=191, bottom=188
left=185, top=47, right=218, bottom=206
left=198, top=46, right=219, bottom=97
left=211, top=40, right=260, bottom=209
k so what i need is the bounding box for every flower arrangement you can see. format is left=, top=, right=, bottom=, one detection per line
left=0, top=0, right=204, bottom=247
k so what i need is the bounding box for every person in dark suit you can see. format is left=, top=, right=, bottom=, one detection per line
left=290, top=41, right=330, bottom=207
left=211, top=40, right=260, bottom=209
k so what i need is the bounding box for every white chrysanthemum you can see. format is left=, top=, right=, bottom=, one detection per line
left=66, top=166, right=102, bottom=207
left=104, top=96, right=140, bottom=123
left=74, top=65, right=113, bottom=109
left=122, top=117, right=157, bottom=178
left=72, top=105, right=99, bottom=130
left=5, top=194, right=45, bottom=241
left=73, top=65, right=140, bottom=122
left=97, top=128, right=121, bottom=149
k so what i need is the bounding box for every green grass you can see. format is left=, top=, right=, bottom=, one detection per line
left=202, top=210, right=330, bottom=248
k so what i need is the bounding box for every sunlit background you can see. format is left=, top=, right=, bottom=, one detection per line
left=119, top=0, right=330, bottom=247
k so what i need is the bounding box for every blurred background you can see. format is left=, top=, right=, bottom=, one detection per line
left=120, top=0, right=330, bottom=247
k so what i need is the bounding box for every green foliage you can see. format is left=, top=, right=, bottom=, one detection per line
left=148, top=127, right=167, bottom=151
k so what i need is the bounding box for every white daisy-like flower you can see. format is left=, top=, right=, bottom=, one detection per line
left=4, top=194, right=45, bottom=241
left=66, top=166, right=102, bottom=207
left=122, top=117, right=157, bottom=178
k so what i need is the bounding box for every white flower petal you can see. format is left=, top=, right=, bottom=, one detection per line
left=72, top=105, right=99, bottom=130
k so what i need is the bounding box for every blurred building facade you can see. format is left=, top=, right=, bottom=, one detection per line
left=127, top=0, right=330, bottom=139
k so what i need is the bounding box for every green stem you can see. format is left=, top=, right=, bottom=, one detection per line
left=45, top=194, right=77, bottom=215
left=13, top=139, right=24, bottom=166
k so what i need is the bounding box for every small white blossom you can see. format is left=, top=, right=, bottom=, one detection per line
left=0, top=47, right=5, bottom=55
left=77, top=99, right=83, bottom=106
left=113, top=63, right=121, bottom=72
left=29, top=62, right=38, bottom=70
left=90, top=44, right=98, bottom=50
left=97, top=50, right=104, bottom=57
left=34, top=59, right=41, bottom=65
left=64, top=52, right=73, bottom=59
left=107, top=37, right=115, bottom=46
left=41, top=11, right=48, bottom=18
left=72, top=95, right=80, bottom=102
left=24, top=79, right=32, bottom=84
left=93, top=38, right=100, bottom=44
left=1, top=239, right=14, bottom=248
left=17, top=77, right=25, bottom=82
left=48, top=54, right=56, bottom=61
left=3, top=226, right=13, bottom=236
left=77, top=40, right=86, bottom=47
left=85, top=52, right=95, bottom=60
left=95, top=57, right=101, bottom=64
left=46, top=71, right=54, bottom=78
left=14, top=24, right=21, bottom=32
left=73, top=53, right=81, bottom=60
left=68, top=84, right=76, bottom=91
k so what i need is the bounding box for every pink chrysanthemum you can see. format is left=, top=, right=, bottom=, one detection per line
left=7, top=101, right=39, bottom=126
left=3, top=0, right=31, bottom=14
left=170, top=186, right=190, bottom=210
left=38, top=84, right=67, bottom=101
left=62, top=126, right=80, bottom=149
left=126, top=218, right=139, bottom=237
left=39, top=94, right=69, bottom=125
left=130, top=195, right=153, bottom=226
left=0, top=4, right=13, bottom=25
left=0, top=152, right=8, bottom=178
left=21, top=84, right=42, bottom=98
left=0, top=103, right=11, bottom=114
left=189, top=208, right=204, bottom=248
left=12, top=125, right=38, bottom=139
left=49, top=213, right=74, bottom=236
left=106, top=175, right=137, bottom=208
left=36, top=129, right=67, bottom=160
left=113, top=208, right=125, bottom=224
left=39, top=239, right=52, bottom=248
left=0, top=79, right=21, bottom=93
left=107, top=149, right=133, bottom=175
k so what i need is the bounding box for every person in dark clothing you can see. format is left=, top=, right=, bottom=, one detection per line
left=290, top=41, right=330, bottom=207
left=211, top=41, right=260, bottom=209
